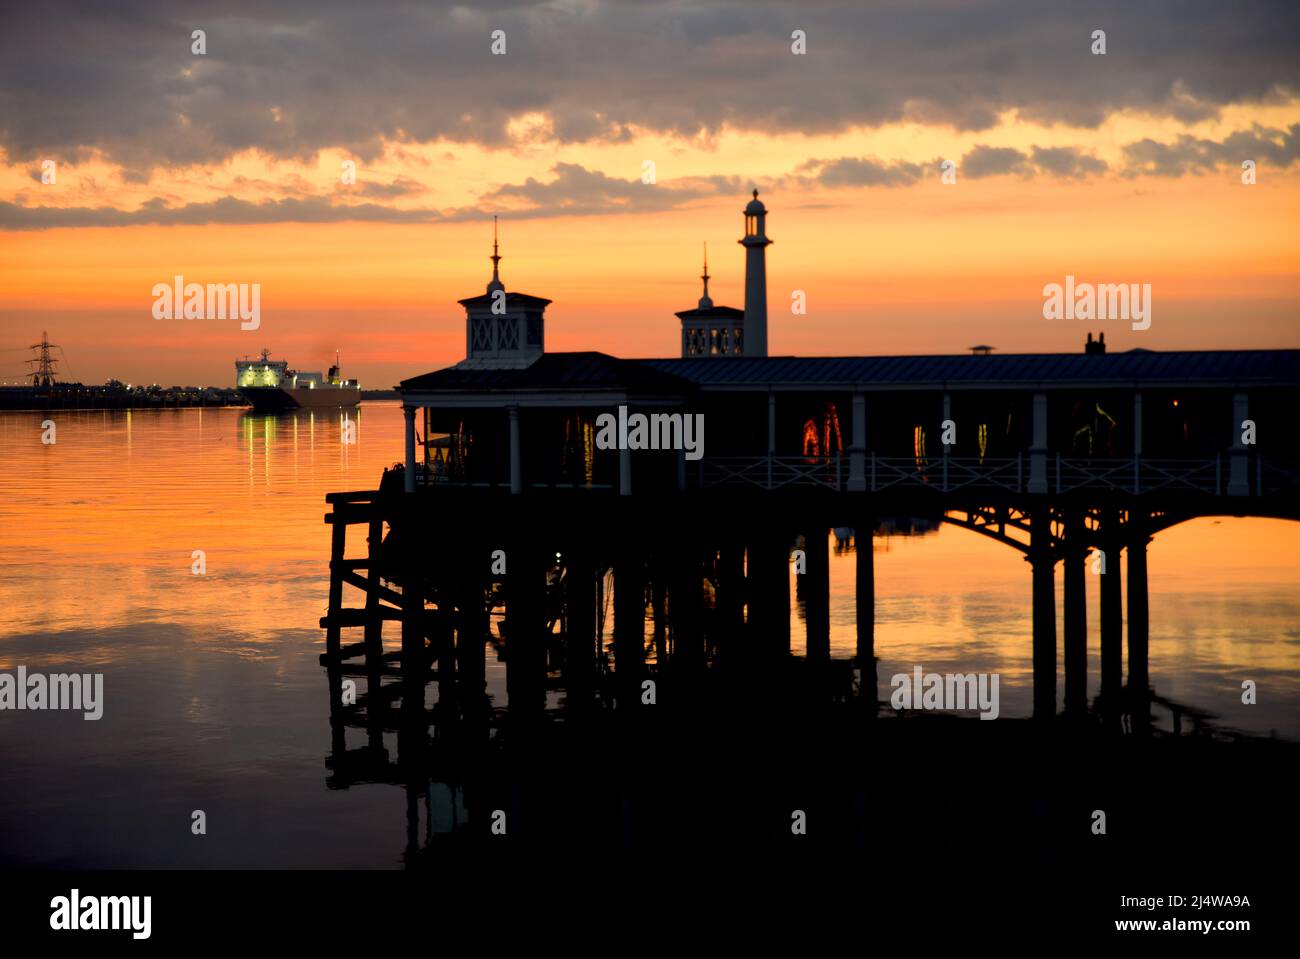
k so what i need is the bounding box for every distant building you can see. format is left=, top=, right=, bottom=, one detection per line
left=457, top=216, right=551, bottom=370
left=675, top=245, right=744, bottom=357
left=676, top=189, right=771, bottom=359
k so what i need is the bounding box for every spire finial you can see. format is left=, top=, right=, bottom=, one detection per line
left=487, top=215, right=504, bottom=294
left=753, top=188, right=759, bottom=200
left=697, top=241, right=714, bottom=309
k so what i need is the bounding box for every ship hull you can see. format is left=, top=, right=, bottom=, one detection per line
left=238, top=386, right=361, bottom=412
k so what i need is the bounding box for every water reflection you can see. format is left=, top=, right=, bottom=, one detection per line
left=0, top=404, right=1296, bottom=868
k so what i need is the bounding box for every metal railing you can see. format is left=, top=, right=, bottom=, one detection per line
left=691, top=453, right=1298, bottom=496
left=702, top=455, right=847, bottom=490
left=394, top=454, right=1299, bottom=497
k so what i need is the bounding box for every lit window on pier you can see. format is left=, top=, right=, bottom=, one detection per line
left=801, top=402, right=844, bottom=464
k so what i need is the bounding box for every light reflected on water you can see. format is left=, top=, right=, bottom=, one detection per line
left=0, top=403, right=1296, bottom=867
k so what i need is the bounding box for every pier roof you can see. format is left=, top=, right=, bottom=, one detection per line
left=639, top=349, right=1300, bottom=391
left=400, top=351, right=694, bottom=394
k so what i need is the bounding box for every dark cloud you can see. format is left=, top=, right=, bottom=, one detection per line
left=0, top=195, right=440, bottom=230
left=1029, top=145, right=1107, bottom=178
left=478, top=162, right=728, bottom=216
left=0, top=0, right=1296, bottom=169
left=960, top=145, right=1031, bottom=179
left=0, top=164, right=729, bottom=229
left=1121, top=124, right=1300, bottom=176
left=346, top=177, right=428, bottom=199
left=797, top=156, right=927, bottom=187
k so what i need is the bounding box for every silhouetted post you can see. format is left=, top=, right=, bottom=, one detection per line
left=506, top=544, right=547, bottom=715
left=326, top=660, right=346, bottom=757
left=455, top=568, right=487, bottom=716
left=1100, top=513, right=1124, bottom=712
left=651, top=560, right=669, bottom=666
left=614, top=546, right=645, bottom=705
left=364, top=512, right=385, bottom=704
left=716, top=541, right=745, bottom=667
left=403, top=406, right=417, bottom=493
left=1127, top=523, right=1151, bottom=731
left=1028, top=392, right=1048, bottom=494
left=401, top=571, right=426, bottom=717
left=1063, top=511, right=1088, bottom=717
left=855, top=520, right=876, bottom=713
left=619, top=445, right=632, bottom=496
left=1228, top=392, right=1249, bottom=496
left=564, top=546, right=598, bottom=708
left=748, top=531, right=790, bottom=661
left=848, top=392, right=867, bottom=491
left=804, top=526, right=829, bottom=661
left=508, top=404, right=522, bottom=494
left=1029, top=509, right=1057, bottom=719
left=669, top=537, right=705, bottom=670
left=772, top=531, right=791, bottom=659
left=432, top=609, right=456, bottom=722
left=326, top=519, right=346, bottom=660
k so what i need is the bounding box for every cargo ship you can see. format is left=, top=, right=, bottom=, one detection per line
left=235, top=350, right=361, bottom=412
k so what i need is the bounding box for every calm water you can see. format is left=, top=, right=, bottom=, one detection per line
left=0, top=403, right=1297, bottom=867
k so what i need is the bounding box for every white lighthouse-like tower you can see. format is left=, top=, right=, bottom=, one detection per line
left=739, top=189, right=771, bottom=357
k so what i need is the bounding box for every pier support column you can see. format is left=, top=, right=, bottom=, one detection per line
left=455, top=551, right=488, bottom=717
left=403, top=406, right=417, bottom=493
left=619, top=445, right=632, bottom=496
left=614, top=546, right=645, bottom=704
left=848, top=392, right=867, bottom=491
left=749, top=531, right=790, bottom=661
left=1099, top=514, right=1124, bottom=714
left=669, top=537, right=705, bottom=670
left=1028, top=509, right=1057, bottom=720
left=508, top=404, right=522, bottom=494
left=1133, top=391, right=1144, bottom=494
left=772, top=531, right=792, bottom=660
left=1028, top=392, right=1048, bottom=494
left=650, top=558, right=669, bottom=666
left=364, top=512, right=388, bottom=726
left=563, top=545, right=597, bottom=709
left=855, top=520, right=876, bottom=712
left=716, top=541, right=745, bottom=668
left=326, top=519, right=346, bottom=659
left=1062, top=512, right=1088, bottom=718
left=1228, top=392, right=1250, bottom=496
left=401, top=572, right=426, bottom=713
left=804, top=526, right=829, bottom=662
left=506, top=544, right=547, bottom=716
left=1127, top=525, right=1151, bottom=731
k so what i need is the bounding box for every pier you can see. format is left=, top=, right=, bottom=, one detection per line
left=318, top=193, right=1300, bottom=855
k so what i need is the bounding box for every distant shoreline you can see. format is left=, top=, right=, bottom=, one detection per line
left=0, top=386, right=400, bottom=411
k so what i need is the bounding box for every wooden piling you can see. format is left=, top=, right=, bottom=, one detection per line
left=1100, top=510, right=1124, bottom=710
left=855, top=519, right=876, bottom=713
left=1063, top=511, right=1088, bottom=717
left=1029, top=508, right=1057, bottom=720
left=804, top=525, right=829, bottom=662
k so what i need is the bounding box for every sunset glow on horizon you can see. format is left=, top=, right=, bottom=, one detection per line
left=2, top=4, right=1297, bottom=386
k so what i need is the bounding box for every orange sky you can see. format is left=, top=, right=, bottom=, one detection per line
left=3, top=105, right=1299, bottom=387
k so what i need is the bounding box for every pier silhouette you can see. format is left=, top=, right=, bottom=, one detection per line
left=318, top=195, right=1299, bottom=866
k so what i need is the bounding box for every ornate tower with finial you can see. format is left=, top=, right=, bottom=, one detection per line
left=676, top=242, right=744, bottom=357
left=457, top=216, right=551, bottom=369
left=739, top=189, right=771, bottom=357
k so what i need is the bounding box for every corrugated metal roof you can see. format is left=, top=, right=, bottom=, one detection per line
left=401, top=351, right=693, bottom=393
left=639, top=350, right=1300, bottom=388
left=400, top=349, right=1300, bottom=396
